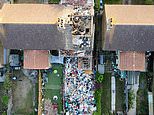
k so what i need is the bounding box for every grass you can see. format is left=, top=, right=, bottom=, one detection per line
left=48, top=0, right=60, bottom=3
left=14, top=88, right=34, bottom=115
left=12, top=74, right=34, bottom=115
left=16, top=89, right=33, bottom=115
left=44, top=64, right=63, bottom=113
left=93, top=88, right=102, bottom=115
left=101, top=73, right=111, bottom=114
left=0, top=83, right=7, bottom=114
left=115, top=77, right=125, bottom=112
left=35, top=82, right=38, bottom=115
left=136, top=72, right=149, bottom=114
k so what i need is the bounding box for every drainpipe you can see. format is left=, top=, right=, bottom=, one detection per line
left=3, top=48, right=7, bottom=65
left=125, top=78, right=128, bottom=112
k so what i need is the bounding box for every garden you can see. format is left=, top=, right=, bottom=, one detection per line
left=136, top=72, right=149, bottom=114
left=93, top=72, right=111, bottom=115
left=44, top=64, right=63, bottom=113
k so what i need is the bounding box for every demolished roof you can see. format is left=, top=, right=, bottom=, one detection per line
left=119, top=51, right=145, bottom=71
left=24, top=50, right=49, bottom=69
left=103, top=5, right=154, bottom=51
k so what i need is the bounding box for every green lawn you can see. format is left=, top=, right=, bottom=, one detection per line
left=136, top=72, right=149, bottom=114
left=0, top=83, right=7, bottom=114
left=101, top=73, right=111, bottom=114
left=115, top=77, right=125, bottom=112
left=14, top=89, right=34, bottom=115
left=93, top=88, right=102, bottom=115
left=44, top=64, right=63, bottom=113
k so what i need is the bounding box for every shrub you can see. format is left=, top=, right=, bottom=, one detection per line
left=95, top=71, right=104, bottom=83
left=128, top=90, right=135, bottom=109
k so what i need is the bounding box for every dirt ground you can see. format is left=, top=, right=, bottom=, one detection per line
left=12, top=71, right=34, bottom=115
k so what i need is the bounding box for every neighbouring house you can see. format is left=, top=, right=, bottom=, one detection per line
left=103, top=5, right=154, bottom=114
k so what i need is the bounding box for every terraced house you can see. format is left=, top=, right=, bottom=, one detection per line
left=0, top=0, right=95, bottom=114
left=103, top=4, right=154, bottom=114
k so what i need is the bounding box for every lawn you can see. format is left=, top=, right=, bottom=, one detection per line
left=136, top=72, right=149, bottom=114
left=44, top=64, right=63, bottom=113
left=12, top=75, right=34, bottom=115
left=93, top=88, right=102, bottom=115
left=115, top=77, right=125, bottom=112
left=101, top=73, right=111, bottom=114
left=0, top=83, right=7, bottom=114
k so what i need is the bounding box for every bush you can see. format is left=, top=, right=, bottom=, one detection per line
left=2, top=112, right=7, bottom=115
left=95, top=71, right=104, bottom=83
left=128, top=90, right=135, bottom=109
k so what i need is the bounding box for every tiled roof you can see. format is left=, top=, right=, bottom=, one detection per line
left=24, top=50, right=49, bottom=69
left=104, top=25, right=154, bottom=51
left=119, top=51, right=145, bottom=71
left=1, top=24, right=72, bottom=50
left=105, top=5, right=154, bottom=25
left=103, top=5, right=154, bottom=51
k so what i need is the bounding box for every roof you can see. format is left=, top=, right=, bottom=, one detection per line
left=1, top=24, right=72, bottom=50
left=105, top=5, right=154, bottom=25
left=104, top=25, right=154, bottom=51
left=119, top=51, right=145, bottom=71
left=103, top=5, right=154, bottom=51
left=0, top=4, right=73, bottom=24
left=24, top=50, right=49, bottom=69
